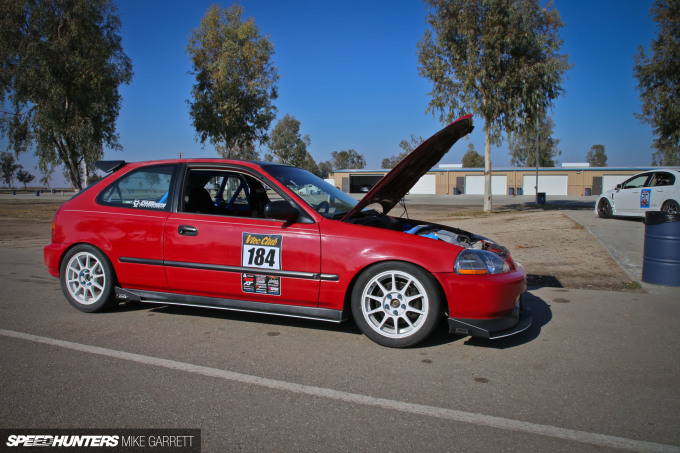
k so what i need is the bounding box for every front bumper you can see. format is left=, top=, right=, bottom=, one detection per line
left=447, top=296, right=533, bottom=339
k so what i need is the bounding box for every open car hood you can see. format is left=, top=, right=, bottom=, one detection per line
left=341, top=115, right=474, bottom=221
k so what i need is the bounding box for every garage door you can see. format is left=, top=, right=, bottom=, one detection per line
left=602, top=175, right=630, bottom=192
left=522, top=175, right=568, bottom=195
left=409, top=174, right=436, bottom=194
left=464, top=175, right=507, bottom=195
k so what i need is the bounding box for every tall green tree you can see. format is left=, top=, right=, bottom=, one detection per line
left=328, top=150, right=366, bottom=170
left=509, top=115, right=561, bottom=167
left=267, top=114, right=311, bottom=167
left=1, top=152, right=21, bottom=188
left=586, top=144, right=607, bottom=167
left=17, top=168, right=35, bottom=188
left=418, top=0, right=571, bottom=211
left=462, top=143, right=485, bottom=167
left=0, top=0, right=133, bottom=191
left=316, top=161, right=333, bottom=179
left=187, top=4, right=279, bottom=160
left=633, top=0, right=680, bottom=166
left=381, top=135, right=423, bottom=169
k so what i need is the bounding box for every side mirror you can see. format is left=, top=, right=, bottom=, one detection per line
left=264, top=200, right=298, bottom=222
left=615, top=184, right=622, bottom=191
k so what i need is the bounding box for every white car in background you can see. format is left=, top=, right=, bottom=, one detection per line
left=595, top=169, right=680, bottom=218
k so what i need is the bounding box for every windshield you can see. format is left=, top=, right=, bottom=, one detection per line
left=263, top=165, right=357, bottom=219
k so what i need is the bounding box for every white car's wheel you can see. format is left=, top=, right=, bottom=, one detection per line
left=597, top=199, right=613, bottom=218
left=351, top=262, right=441, bottom=348
left=60, top=245, right=116, bottom=312
left=661, top=200, right=679, bottom=214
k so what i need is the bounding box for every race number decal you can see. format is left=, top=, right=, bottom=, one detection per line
left=640, top=189, right=651, bottom=208
left=242, top=233, right=282, bottom=270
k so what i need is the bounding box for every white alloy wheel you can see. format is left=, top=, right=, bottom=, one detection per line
left=60, top=245, right=115, bottom=312
left=352, top=262, right=441, bottom=347
left=360, top=270, right=429, bottom=339
left=65, top=251, right=107, bottom=305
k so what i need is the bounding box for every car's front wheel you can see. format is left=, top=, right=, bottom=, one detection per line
left=661, top=199, right=680, bottom=214
left=351, top=262, right=441, bottom=348
left=60, top=245, right=116, bottom=313
left=597, top=198, right=613, bottom=218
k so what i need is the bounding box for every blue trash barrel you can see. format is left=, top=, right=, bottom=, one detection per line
left=517, top=188, right=523, bottom=195
left=642, top=212, right=680, bottom=286
left=585, top=188, right=592, bottom=196
left=509, top=187, right=515, bottom=196
left=537, top=192, right=546, bottom=205
left=453, top=188, right=460, bottom=195
left=35, top=190, right=40, bottom=197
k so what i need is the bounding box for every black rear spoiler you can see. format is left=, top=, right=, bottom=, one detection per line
left=95, top=160, right=126, bottom=173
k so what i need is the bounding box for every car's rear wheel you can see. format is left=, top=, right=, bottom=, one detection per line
left=661, top=200, right=679, bottom=214
left=597, top=199, right=613, bottom=218
left=60, top=245, right=116, bottom=313
left=351, top=262, right=441, bottom=348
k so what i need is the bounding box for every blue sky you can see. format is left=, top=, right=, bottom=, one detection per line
left=10, top=0, right=659, bottom=186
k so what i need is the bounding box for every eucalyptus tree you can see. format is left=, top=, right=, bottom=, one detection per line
left=267, top=114, right=311, bottom=168
left=382, top=135, right=423, bottom=169
left=462, top=144, right=485, bottom=168
left=187, top=4, right=279, bottom=159
left=633, top=0, right=680, bottom=166
left=0, top=0, right=133, bottom=191
left=509, top=115, right=561, bottom=167
left=418, top=0, right=571, bottom=211
left=586, top=144, right=607, bottom=167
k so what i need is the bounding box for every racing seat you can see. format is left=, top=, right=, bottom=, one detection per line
left=248, top=179, right=270, bottom=218
left=186, top=187, right=216, bottom=214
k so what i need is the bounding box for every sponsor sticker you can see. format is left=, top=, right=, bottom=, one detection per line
left=132, top=199, right=166, bottom=209
left=242, top=233, right=282, bottom=270
left=640, top=189, right=651, bottom=208
left=242, top=273, right=280, bottom=296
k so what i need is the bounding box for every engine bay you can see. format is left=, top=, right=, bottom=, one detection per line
left=344, top=210, right=508, bottom=257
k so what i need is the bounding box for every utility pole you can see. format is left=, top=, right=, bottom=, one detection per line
left=178, top=152, right=184, bottom=159
left=535, top=103, right=539, bottom=205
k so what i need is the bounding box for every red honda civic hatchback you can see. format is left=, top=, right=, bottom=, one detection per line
left=44, top=116, right=531, bottom=347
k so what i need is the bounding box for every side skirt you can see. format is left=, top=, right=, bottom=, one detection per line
left=114, top=287, right=346, bottom=323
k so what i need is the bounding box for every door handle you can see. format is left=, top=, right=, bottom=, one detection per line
left=178, top=225, right=198, bottom=236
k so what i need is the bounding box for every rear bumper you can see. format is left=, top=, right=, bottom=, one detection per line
left=448, top=296, right=532, bottom=339
left=44, top=242, right=67, bottom=278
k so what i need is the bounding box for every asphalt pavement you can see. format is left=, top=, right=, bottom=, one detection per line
left=1, top=230, right=680, bottom=451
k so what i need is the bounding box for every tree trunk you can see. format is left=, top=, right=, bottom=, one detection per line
left=484, top=127, right=492, bottom=213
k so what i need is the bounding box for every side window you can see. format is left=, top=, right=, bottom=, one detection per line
left=622, top=173, right=651, bottom=189
left=651, top=172, right=675, bottom=187
left=99, top=165, right=175, bottom=210
left=182, top=169, right=273, bottom=218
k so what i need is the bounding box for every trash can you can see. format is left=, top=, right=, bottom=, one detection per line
left=585, top=188, right=592, bottom=196
left=11, top=190, right=16, bottom=196
left=453, top=188, right=460, bottom=195
left=509, top=187, right=515, bottom=196
left=35, top=190, right=40, bottom=197
left=642, top=212, right=680, bottom=286
left=517, top=188, right=523, bottom=196
left=537, top=192, right=546, bottom=205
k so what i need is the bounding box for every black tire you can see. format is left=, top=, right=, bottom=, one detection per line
left=351, top=261, right=442, bottom=348
left=597, top=199, right=613, bottom=218
left=661, top=199, right=680, bottom=214
left=60, top=245, right=116, bottom=313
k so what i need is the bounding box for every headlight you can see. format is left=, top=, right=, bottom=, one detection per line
left=454, top=249, right=510, bottom=275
